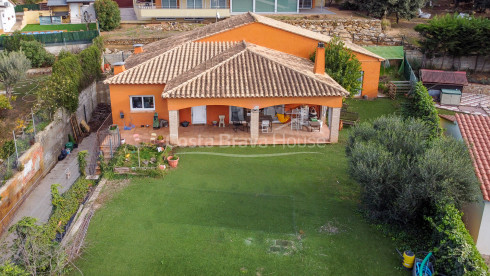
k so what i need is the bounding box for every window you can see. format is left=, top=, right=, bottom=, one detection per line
left=130, top=96, right=155, bottom=111
left=356, top=71, right=364, bottom=96
left=255, top=0, right=274, bottom=12
left=277, top=0, right=297, bottom=12
left=232, top=0, right=252, bottom=12
left=187, top=0, right=202, bottom=8
left=211, top=0, right=226, bottom=8
left=162, top=0, right=177, bottom=8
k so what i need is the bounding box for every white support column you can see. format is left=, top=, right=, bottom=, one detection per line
left=328, top=107, right=341, bottom=143
left=250, top=108, right=259, bottom=141
left=320, top=106, right=327, bottom=124
left=169, top=110, right=179, bottom=145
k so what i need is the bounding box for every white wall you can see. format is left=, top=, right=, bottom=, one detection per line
left=69, top=3, right=81, bottom=23
left=0, top=2, right=16, bottom=33
left=476, top=201, right=490, bottom=255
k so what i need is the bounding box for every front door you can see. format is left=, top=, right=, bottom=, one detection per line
left=192, top=105, right=207, bottom=124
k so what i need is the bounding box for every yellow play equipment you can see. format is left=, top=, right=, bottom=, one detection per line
left=276, top=114, right=290, bottom=123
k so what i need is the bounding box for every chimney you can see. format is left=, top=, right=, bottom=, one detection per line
left=133, top=44, right=144, bottom=54
left=113, top=62, right=125, bottom=75
left=314, top=42, right=325, bottom=75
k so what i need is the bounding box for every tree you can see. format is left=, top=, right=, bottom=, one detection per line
left=37, top=73, right=79, bottom=113
left=0, top=261, right=29, bottom=276
left=358, top=0, right=426, bottom=23
left=94, top=0, right=121, bottom=31
left=346, top=116, right=480, bottom=225
left=312, top=36, right=362, bottom=97
left=20, top=40, right=55, bottom=68
left=402, top=82, right=440, bottom=139
left=0, top=52, right=31, bottom=104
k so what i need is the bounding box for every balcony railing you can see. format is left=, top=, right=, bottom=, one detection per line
left=135, top=2, right=230, bottom=9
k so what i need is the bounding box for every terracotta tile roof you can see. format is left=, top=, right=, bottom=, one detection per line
left=439, top=114, right=457, bottom=122
left=162, top=42, right=349, bottom=99
left=104, top=41, right=238, bottom=84
left=123, top=12, right=383, bottom=69
left=455, top=113, right=490, bottom=201
left=420, top=69, right=468, bottom=86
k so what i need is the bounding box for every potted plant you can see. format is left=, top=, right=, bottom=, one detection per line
left=109, top=124, right=119, bottom=135
left=167, top=155, right=179, bottom=168
left=157, top=135, right=165, bottom=145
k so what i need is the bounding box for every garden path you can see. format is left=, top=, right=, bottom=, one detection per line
left=8, top=133, right=97, bottom=227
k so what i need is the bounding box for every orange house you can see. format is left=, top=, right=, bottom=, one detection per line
left=105, top=13, right=383, bottom=145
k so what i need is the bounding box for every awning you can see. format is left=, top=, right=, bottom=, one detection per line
left=362, top=46, right=404, bottom=60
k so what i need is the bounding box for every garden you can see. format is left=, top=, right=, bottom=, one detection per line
left=71, top=99, right=408, bottom=275
left=21, top=23, right=98, bottom=32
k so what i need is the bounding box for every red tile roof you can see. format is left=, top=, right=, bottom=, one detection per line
left=420, top=69, right=468, bottom=86
left=456, top=113, right=490, bottom=201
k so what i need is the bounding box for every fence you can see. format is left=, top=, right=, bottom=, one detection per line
left=402, top=53, right=418, bottom=94
left=0, top=30, right=99, bottom=49
left=14, top=4, right=40, bottom=12
left=0, top=109, right=52, bottom=185
left=86, top=114, right=120, bottom=175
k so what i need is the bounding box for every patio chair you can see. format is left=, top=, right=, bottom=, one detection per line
left=218, top=115, right=225, bottom=127
left=150, top=133, right=157, bottom=144
left=261, top=120, right=272, bottom=133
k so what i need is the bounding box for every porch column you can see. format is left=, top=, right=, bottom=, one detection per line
left=169, top=110, right=179, bottom=145
left=250, top=108, right=259, bottom=141
left=328, top=107, right=341, bottom=143
left=320, top=106, right=328, bottom=123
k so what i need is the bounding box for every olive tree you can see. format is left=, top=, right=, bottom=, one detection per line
left=0, top=52, right=31, bottom=105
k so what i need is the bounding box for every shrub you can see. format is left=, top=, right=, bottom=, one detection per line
left=0, top=140, right=15, bottom=159
left=94, top=0, right=121, bottom=31
left=77, top=150, right=88, bottom=177
left=79, top=45, right=101, bottom=87
left=0, top=94, right=13, bottom=110
left=19, top=40, right=55, bottom=68
left=0, top=261, right=29, bottom=276
left=37, top=73, right=79, bottom=113
left=52, top=54, right=82, bottom=89
left=346, top=116, right=480, bottom=225
left=415, top=14, right=490, bottom=58
left=4, top=31, right=34, bottom=52
left=402, top=82, right=440, bottom=140
left=426, top=204, right=489, bottom=275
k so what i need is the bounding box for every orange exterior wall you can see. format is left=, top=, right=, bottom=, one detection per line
left=178, top=105, right=229, bottom=125
left=109, top=84, right=168, bottom=127
left=197, top=22, right=382, bottom=98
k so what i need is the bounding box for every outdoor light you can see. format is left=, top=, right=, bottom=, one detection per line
left=253, top=106, right=259, bottom=111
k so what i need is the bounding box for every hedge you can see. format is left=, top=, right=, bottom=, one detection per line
left=14, top=4, right=40, bottom=12
left=0, top=31, right=99, bottom=49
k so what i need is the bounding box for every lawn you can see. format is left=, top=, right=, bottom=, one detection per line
left=74, top=98, right=406, bottom=275
left=21, top=23, right=97, bottom=32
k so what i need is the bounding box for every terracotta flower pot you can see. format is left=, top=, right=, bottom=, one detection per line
left=167, top=156, right=179, bottom=168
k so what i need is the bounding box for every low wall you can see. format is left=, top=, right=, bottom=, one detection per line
left=44, top=42, right=91, bottom=55
left=0, top=82, right=97, bottom=234
left=280, top=18, right=403, bottom=45
left=406, top=50, right=490, bottom=73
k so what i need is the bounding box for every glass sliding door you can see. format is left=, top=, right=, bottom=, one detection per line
left=255, top=0, right=274, bottom=12
left=299, top=0, right=312, bottom=9
left=277, top=0, right=297, bottom=12
left=187, top=0, right=202, bottom=8
left=231, top=0, right=253, bottom=12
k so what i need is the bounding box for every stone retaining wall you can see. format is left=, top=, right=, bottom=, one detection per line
left=281, top=19, right=403, bottom=45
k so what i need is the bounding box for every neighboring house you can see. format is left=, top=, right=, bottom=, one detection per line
left=0, top=0, right=16, bottom=33
left=449, top=113, right=490, bottom=255
left=47, top=0, right=96, bottom=23
left=104, top=12, right=383, bottom=145
left=134, top=0, right=332, bottom=21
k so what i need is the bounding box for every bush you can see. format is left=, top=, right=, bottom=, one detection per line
left=346, top=116, right=480, bottom=225
left=0, top=140, right=15, bottom=159
left=19, top=40, right=55, bottom=68
left=4, top=31, right=34, bottom=52
left=79, top=45, right=101, bottom=87
left=37, top=73, right=79, bottom=113
left=415, top=14, right=490, bottom=57
left=94, top=0, right=121, bottom=31
left=427, top=204, right=489, bottom=275
left=402, top=82, right=440, bottom=140
left=0, top=261, right=29, bottom=276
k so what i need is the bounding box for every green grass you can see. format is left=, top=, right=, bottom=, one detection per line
left=345, top=97, right=402, bottom=123
left=73, top=99, right=405, bottom=275
left=21, top=23, right=97, bottom=32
